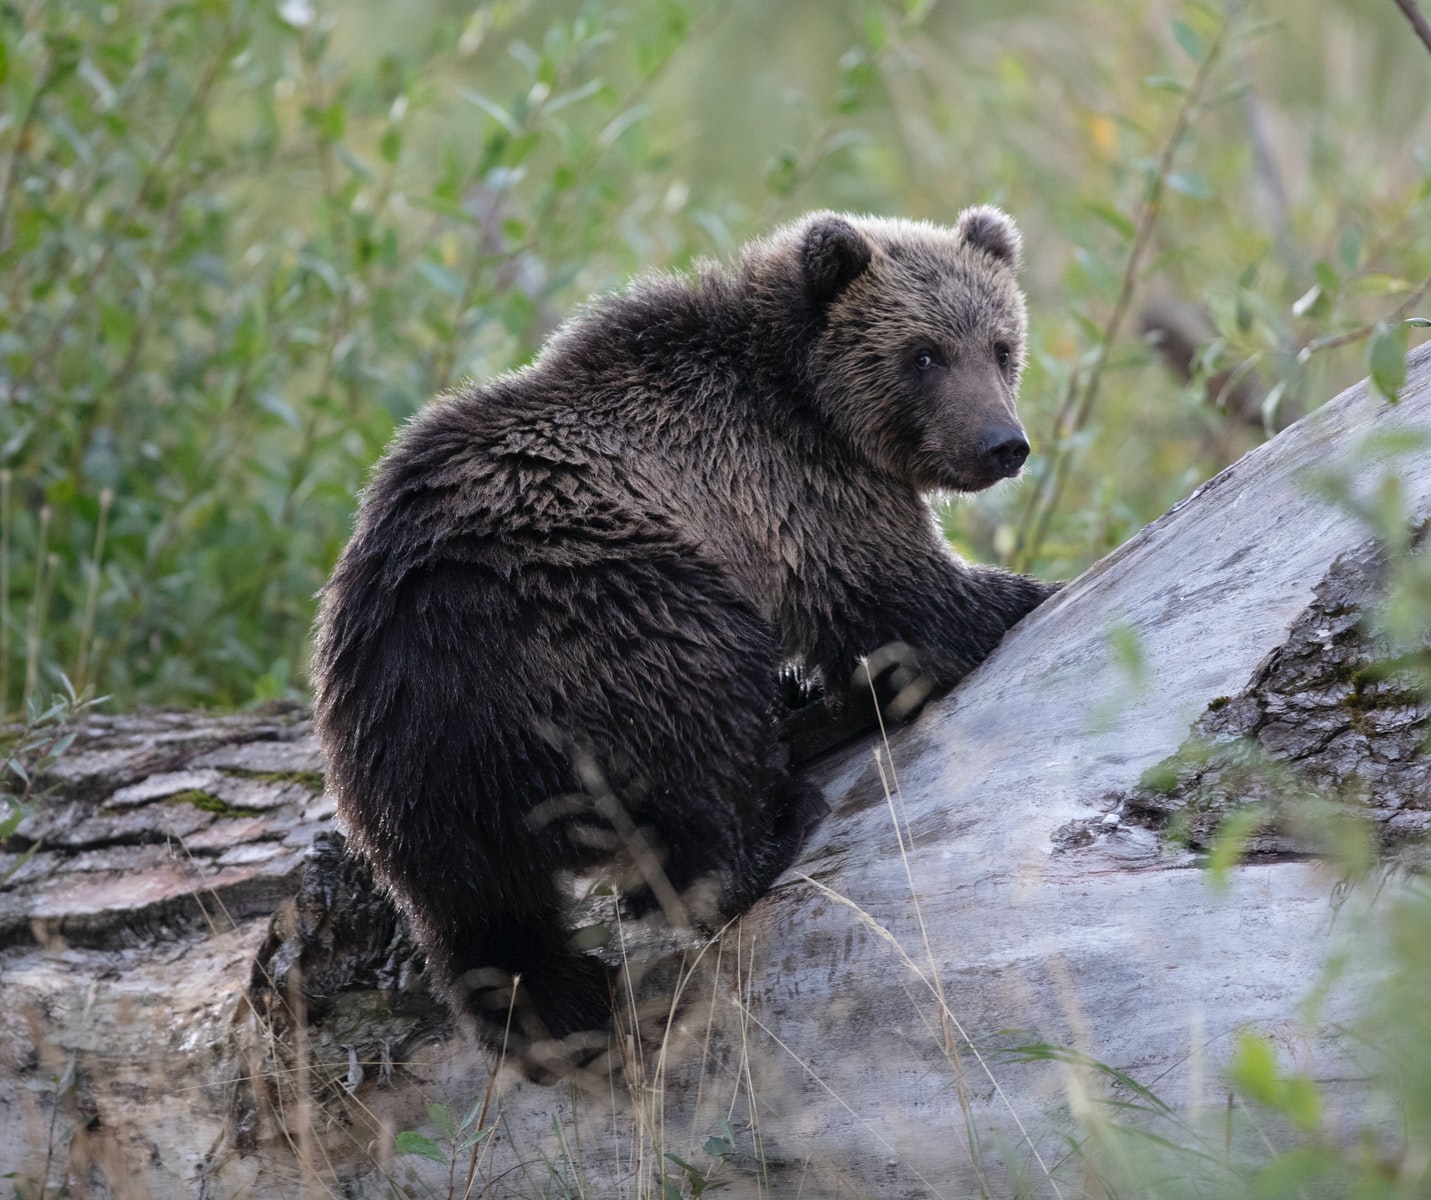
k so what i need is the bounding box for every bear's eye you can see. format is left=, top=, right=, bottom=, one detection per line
left=995, top=343, right=1012, bottom=372
left=913, top=350, right=936, bottom=371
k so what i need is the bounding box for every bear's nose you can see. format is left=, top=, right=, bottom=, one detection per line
left=979, top=428, right=1030, bottom=476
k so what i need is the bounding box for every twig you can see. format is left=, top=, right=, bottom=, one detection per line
left=73, top=488, right=113, bottom=694
left=1298, top=265, right=1431, bottom=357
left=0, top=49, right=58, bottom=258
left=1013, top=14, right=1232, bottom=571
left=23, top=508, right=52, bottom=707
left=1393, top=0, right=1431, bottom=56
left=23, top=18, right=242, bottom=382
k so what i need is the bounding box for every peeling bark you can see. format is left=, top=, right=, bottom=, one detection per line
left=1119, top=535, right=1430, bottom=857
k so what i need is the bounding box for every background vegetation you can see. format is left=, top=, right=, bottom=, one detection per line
left=1, top=0, right=1427, bottom=713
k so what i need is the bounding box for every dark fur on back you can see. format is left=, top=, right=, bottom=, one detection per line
left=312, top=208, right=1058, bottom=1077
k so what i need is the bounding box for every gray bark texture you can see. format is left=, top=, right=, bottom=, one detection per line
left=2, top=344, right=1429, bottom=1199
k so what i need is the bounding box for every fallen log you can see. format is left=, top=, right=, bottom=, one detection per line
left=1, top=345, right=1428, bottom=1198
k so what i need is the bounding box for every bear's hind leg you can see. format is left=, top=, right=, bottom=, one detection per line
left=593, top=576, right=828, bottom=927
left=397, top=850, right=613, bottom=1079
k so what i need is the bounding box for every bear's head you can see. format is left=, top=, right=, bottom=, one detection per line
left=798, top=208, right=1031, bottom=494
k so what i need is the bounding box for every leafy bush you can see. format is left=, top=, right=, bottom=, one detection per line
left=1, top=0, right=1427, bottom=717
left=0, top=0, right=717, bottom=709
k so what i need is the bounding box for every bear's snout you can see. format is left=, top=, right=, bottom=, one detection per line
left=978, top=427, right=1030, bottom=477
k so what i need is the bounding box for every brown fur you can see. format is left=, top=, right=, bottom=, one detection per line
left=312, top=208, right=1058, bottom=1078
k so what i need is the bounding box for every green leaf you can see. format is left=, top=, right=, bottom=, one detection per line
left=1281, top=1075, right=1323, bottom=1132
left=1259, top=379, right=1288, bottom=431
left=416, top=260, right=465, bottom=298
left=1143, top=74, right=1187, bottom=93
left=597, top=103, right=650, bottom=147
left=1229, top=1031, right=1278, bottom=1105
left=1291, top=284, right=1327, bottom=320
left=232, top=303, right=266, bottom=362
left=1205, top=806, right=1269, bottom=888
left=1405, top=316, right=1431, bottom=327
left=545, top=77, right=602, bottom=114
left=379, top=126, right=401, bottom=164
left=1171, top=18, right=1205, bottom=60
left=500, top=130, right=542, bottom=166
left=1230, top=1031, right=1323, bottom=1134
left=1338, top=226, right=1362, bottom=270
left=1085, top=201, right=1135, bottom=240
left=0, top=798, right=26, bottom=840
left=249, top=388, right=298, bottom=436
left=1209, top=79, right=1251, bottom=105
left=319, top=101, right=345, bottom=143
left=1250, top=1146, right=1354, bottom=1196
left=764, top=147, right=799, bottom=196
left=1107, top=623, right=1146, bottom=688
left=1354, top=273, right=1411, bottom=296
left=1368, top=321, right=1409, bottom=403
left=461, top=88, right=522, bottom=136
left=99, top=303, right=136, bottom=350
left=1235, top=295, right=1252, bottom=334
left=836, top=47, right=877, bottom=112
left=456, top=1126, right=491, bottom=1153
left=1070, top=310, right=1104, bottom=345
left=44, top=34, right=81, bottom=85
left=664, top=1153, right=707, bottom=1196
left=427, top=1102, right=456, bottom=1141
left=863, top=4, right=888, bottom=51
left=1165, top=171, right=1210, bottom=201
left=459, top=1097, right=483, bottom=1132
left=394, top=1131, right=447, bottom=1164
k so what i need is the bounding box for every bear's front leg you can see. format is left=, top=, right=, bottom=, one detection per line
left=782, top=553, right=1058, bottom=763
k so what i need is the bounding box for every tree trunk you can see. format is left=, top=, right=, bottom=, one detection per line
left=2, top=346, right=1429, bottom=1199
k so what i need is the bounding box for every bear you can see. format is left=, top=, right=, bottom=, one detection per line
left=311, top=206, right=1059, bottom=1079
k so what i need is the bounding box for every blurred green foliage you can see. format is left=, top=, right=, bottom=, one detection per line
left=2, top=0, right=718, bottom=707
left=0, top=0, right=1428, bottom=713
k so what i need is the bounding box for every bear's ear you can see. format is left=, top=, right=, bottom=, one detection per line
left=957, top=205, right=1022, bottom=268
left=802, top=215, right=872, bottom=304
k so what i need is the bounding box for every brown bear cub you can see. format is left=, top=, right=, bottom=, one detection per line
left=313, top=207, right=1058, bottom=1077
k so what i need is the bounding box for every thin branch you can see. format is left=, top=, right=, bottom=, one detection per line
left=1012, top=14, right=1232, bottom=572
left=1393, top=0, right=1431, bottom=57
left=1299, top=265, right=1431, bottom=357
left=24, top=18, right=242, bottom=380
left=0, top=63, right=52, bottom=258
